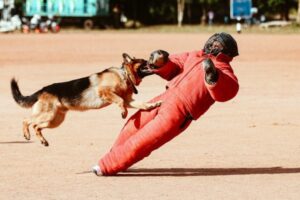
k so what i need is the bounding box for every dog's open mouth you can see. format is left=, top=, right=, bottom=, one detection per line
left=137, top=62, right=155, bottom=78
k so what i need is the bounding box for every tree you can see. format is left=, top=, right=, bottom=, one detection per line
left=177, top=0, right=185, bottom=27
left=195, top=0, right=218, bottom=25
left=255, top=0, right=297, bottom=21
left=297, top=0, right=300, bottom=23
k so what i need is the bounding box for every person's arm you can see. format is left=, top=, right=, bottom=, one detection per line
left=205, top=62, right=239, bottom=102
left=148, top=50, right=189, bottom=81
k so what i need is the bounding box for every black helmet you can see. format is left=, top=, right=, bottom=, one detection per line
left=203, top=32, right=239, bottom=57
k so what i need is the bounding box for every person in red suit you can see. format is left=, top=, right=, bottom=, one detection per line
left=93, top=32, right=240, bottom=176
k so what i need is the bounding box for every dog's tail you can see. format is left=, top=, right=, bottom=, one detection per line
left=10, top=78, right=39, bottom=108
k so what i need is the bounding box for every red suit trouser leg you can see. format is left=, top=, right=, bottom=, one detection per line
left=111, top=104, right=159, bottom=149
left=98, top=92, right=191, bottom=175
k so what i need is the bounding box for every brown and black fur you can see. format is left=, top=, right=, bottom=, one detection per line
left=11, top=53, right=161, bottom=146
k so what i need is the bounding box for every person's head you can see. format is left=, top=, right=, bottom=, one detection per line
left=203, top=32, right=239, bottom=58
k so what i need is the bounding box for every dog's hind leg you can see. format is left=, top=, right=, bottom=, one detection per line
left=23, top=118, right=32, bottom=140
left=32, top=112, right=55, bottom=146
left=33, top=125, right=49, bottom=146
left=32, top=110, right=66, bottom=146
left=31, top=99, right=59, bottom=146
left=22, top=108, right=40, bottom=141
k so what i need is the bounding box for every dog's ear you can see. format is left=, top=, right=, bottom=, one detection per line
left=122, top=53, right=133, bottom=63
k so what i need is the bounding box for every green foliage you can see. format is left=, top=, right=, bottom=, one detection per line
left=15, top=0, right=300, bottom=24
left=267, top=0, right=296, bottom=12
left=268, top=0, right=287, bottom=7
left=253, top=0, right=297, bottom=20
left=146, top=0, right=177, bottom=24
left=194, top=0, right=219, bottom=5
left=111, top=0, right=177, bottom=24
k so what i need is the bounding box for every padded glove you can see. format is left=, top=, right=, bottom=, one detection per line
left=148, top=50, right=169, bottom=69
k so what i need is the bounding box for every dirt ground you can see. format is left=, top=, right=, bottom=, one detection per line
left=0, top=32, right=300, bottom=200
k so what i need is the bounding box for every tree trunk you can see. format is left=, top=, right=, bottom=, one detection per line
left=200, top=6, right=206, bottom=25
left=283, top=1, right=290, bottom=21
left=177, top=0, right=185, bottom=27
left=297, top=0, right=300, bottom=24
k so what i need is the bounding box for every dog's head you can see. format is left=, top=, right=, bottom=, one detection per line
left=122, top=53, right=154, bottom=86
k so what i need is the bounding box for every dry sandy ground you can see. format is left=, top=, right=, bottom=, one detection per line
left=0, top=32, right=300, bottom=200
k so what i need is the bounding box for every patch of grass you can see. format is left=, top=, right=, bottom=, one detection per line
left=132, top=24, right=300, bottom=34
left=59, top=23, right=300, bottom=34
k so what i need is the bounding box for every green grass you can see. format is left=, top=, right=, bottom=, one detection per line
left=60, top=23, right=300, bottom=34
left=123, top=24, right=300, bottom=34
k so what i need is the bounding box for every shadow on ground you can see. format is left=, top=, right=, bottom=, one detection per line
left=77, top=167, right=300, bottom=177
left=117, top=167, right=300, bottom=177
left=0, top=141, right=33, bottom=144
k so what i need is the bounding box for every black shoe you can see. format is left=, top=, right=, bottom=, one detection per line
left=202, top=58, right=219, bottom=85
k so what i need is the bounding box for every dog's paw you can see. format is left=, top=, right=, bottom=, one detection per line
left=41, top=140, right=49, bottom=147
left=24, top=134, right=30, bottom=141
left=150, top=101, right=163, bottom=108
left=154, top=100, right=163, bottom=107
left=144, top=101, right=163, bottom=110
left=121, top=110, right=128, bottom=119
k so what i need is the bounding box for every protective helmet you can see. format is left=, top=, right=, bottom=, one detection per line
left=203, top=32, right=239, bottom=57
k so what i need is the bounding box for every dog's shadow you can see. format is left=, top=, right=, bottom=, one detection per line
left=116, top=167, right=300, bottom=177
left=0, top=140, right=34, bottom=144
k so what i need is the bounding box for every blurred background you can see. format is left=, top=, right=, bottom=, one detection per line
left=0, top=0, right=300, bottom=33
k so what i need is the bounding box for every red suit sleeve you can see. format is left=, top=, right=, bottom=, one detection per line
left=153, top=52, right=189, bottom=80
left=206, top=62, right=239, bottom=102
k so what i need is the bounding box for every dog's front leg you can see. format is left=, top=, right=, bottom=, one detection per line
left=111, top=95, right=128, bottom=118
left=100, top=90, right=128, bottom=118
left=128, top=100, right=162, bottom=110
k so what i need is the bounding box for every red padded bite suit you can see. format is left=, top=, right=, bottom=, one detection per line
left=98, top=50, right=239, bottom=175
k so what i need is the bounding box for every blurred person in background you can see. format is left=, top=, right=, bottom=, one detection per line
left=112, top=3, right=121, bottom=29
left=236, top=17, right=242, bottom=34
left=208, top=10, right=214, bottom=25
left=2, top=0, right=14, bottom=21
left=0, top=0, right=3, bottom=20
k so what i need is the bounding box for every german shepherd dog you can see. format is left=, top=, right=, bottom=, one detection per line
left=11, top=53, right=161, bottom=146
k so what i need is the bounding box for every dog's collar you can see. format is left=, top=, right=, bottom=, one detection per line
left=121, top=66, right=138, bottom=94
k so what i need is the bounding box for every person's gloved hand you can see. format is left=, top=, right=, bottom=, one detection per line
left=202, top=58, right=219, bottom=85
left=148, top=50, right=169, bottom=69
